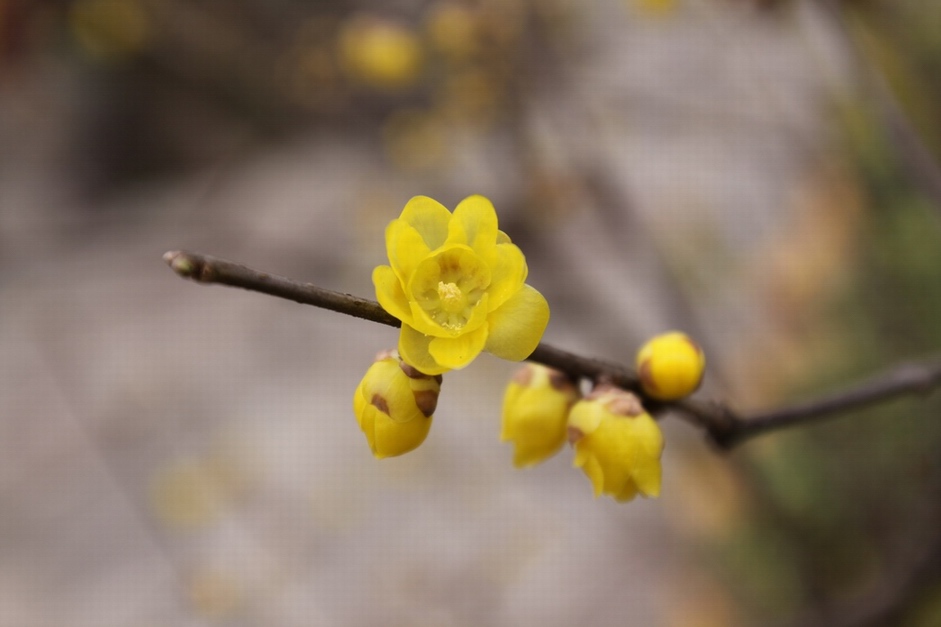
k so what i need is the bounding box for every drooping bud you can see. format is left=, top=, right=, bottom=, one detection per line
left=568, top=385, right=664, bottom=502
left=352, top=350, right=442, bottom=458
left=635, top=331, right=705, bottom=401
left=500, top=364, right=580, bottom=468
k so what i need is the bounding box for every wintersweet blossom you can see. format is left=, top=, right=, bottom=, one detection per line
left=568, top=385, right=664, bottom=502
left=353, top=351, right=442, bottom=458
left=373, top=195, right=549, bottom=375
left=636, top=331, right=705, bottom=401
left=501, top=364, right=580, bottom=467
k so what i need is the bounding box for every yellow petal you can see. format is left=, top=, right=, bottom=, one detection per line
left=447, top=195, right=498, bottom=255
left=428, top=324, right=488, bottom=369
left=500, top=372, right=572, bottom=468
left=373, top=411, right=432, bottom=459
left=484, top=242, right=527, bottom=311
left=386, top=220, right=431, bottom=285
left=613, top=479, right=640, bottom=502
left=399, top=195, right=452, bottom=250
left=633, top=414, right=665, bottom=458
left=579, top=448, right=605, bottom=497
left=568, top=399, right=604, bottom=436
left=353, top=382, right=369, bottom=430
left=499, top=382, right=525, bottom=441
left=398, top=324, right=450, bottom=375
left=631, top=457, right=662, bottom=498
left=484, top=284, right=549, bottom=361
left=356, top=402, right=378, bottom=452
left=373, top=265, right=412, bottom=323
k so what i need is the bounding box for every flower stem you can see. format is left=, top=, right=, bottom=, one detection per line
left=164, top=250, right=941, bottom=449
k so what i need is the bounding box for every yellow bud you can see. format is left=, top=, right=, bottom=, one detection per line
left=568, top=385, right=664, bottom=502
left=353, top=351, right=441, bottom=458
left=635, top=331, right=705, bottom=401
left=501, top=364, right=580, bottom=468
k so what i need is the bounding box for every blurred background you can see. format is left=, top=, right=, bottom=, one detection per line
left=3, top=0, right=941, bottom=625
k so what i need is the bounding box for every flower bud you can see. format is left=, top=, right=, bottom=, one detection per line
left=568, top=385, right=664, bottom=502
left=353, top=350, right=442, bottom=458
left=501, top=364, right=580, bottom=468
left=635, top=331, right=705, bottom=401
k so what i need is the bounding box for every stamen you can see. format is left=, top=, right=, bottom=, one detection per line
left=437, top=281, right=461, bottom=302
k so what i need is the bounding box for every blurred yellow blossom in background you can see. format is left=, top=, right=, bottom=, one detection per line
left=69, top=0, right=150, bottom=62
left=381, top=108, right=449, bottom=172
left=150, top=459, right=231, bottom=529
left=338, top=15, right=423, bottom=91
left=628, top=0, right=680, bottom=18
left=425, top=2, right=481, bottom=62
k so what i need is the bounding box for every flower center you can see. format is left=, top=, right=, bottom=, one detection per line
left=437, top=281, right=465, bottom=313
left=409, top=246, right=491, bottom=333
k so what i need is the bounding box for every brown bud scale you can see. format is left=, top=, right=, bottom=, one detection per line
left=370, top=394, right=391, bottom=415
left=638, top=359, right=658, bottom=393
left=400, top=360, right=438, bottom=381
left=607, top=392, right=644, bottom=417
left=549, top=369, right=577, bottom=392
left=412, top=390, right=439, bottom=417
left=512, top=365, right=534, bottom=386
left=567, top=425, right=585, bottom=444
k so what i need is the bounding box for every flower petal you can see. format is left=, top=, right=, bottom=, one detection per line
left=631, top=456, right=662, bottom=498
left=373, top=265, right=412, bottom=323
left=398, top=324, right=450, bottom=375
left=428, top=324, right=489, bottom=370
left=578, top=447, right=605, bottom=497
left=484, top=242, right=527, bottom=311
left=386, top=220, right=430, bottom=285
left=568, top=399, right=604, bottom=436
left=484, top=284, right=549, bottom=361
left=613, top=479, right=640, bottom=502
left=399, top=196, right=452, bottom=250
left=447, top=195, right=498, bottom=255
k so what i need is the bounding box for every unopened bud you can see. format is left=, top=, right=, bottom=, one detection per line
left=352, top=351, right=442, bottom=458
left=501, top=364, right=580, bottom=468
left=635, top=331, right=705, bottom=401
left=568, top=386, right=664, bottom=502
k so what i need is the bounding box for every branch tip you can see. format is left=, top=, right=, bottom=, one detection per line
left=164, top=250, right=198, bottom=278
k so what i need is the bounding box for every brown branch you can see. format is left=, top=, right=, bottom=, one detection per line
left=707, top=360, right=941, bottom=448
left=163, top=250, right=400, bottom=327
left=163, top=250, right=941, bottom=448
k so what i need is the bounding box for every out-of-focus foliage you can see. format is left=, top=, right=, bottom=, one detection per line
left=691, top=3, right=941, bottom=624
left=0, top=0, right=581, bottom=191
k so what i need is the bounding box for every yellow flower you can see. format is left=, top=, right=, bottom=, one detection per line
left=568, top=385, right=664, bottom=502
left=636, top=331, right=705, bottom=401
left=353, top=350, right=442, bottom=458
left=373, top=195, right=550, bottom=375
left=501, top=364, right=580, bottom=468
left=338, top=15, right=423, bottom=90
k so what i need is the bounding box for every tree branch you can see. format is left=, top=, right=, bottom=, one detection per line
left=163, top=250, right=941, bottom=448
